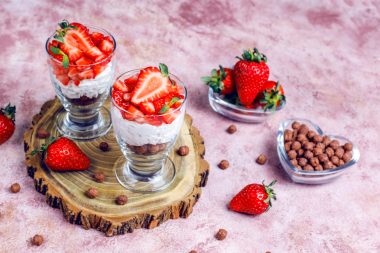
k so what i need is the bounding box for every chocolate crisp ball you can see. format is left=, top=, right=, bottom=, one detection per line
left=315, top=164, right=323, bottom=171
left=331, top=156, right=340, bottom=166
left=288, top=150, right=297, bottom=160
left=99, top=142, right=110, bottom=152
left=292, top=130, right=299, bottom=141
left=316, top=142, right=325, bottom=150
left=310, top=157, right=320, bottom=167
left=335, top=147, right=345, bottom=159
left=339, top=159, right=345, bottom=166
left=344, top=143, right=353, bottom=151
left=292, top=121, right=301, bottom=130
left=226, top=125, right=237, bottom=134
left=31, top=234, right=44, bottom=246
left=322, top=136, right=331, bottom=146
left=303, top=142, right=315, bottom=150
left=304, top=150, right=314, bottom=159
left=10, top=183, right=21, bottom=193
left=318, top=154, right=329, bottom=163
left=298, top=158, right=308, bottom=167
left=284, top=129, right=293, bottom=142
left=342, top=152, right=352, bottom=163
left=323, top=161, right=334, bottom=170
left=291, top=141, right=302, bottom=151
left=313, top=147, right=323, bottom=156
left=215, top=229, right=228, bottom=240
left=297, top=134, right=307, bottom=142
left=147, top=144, right=160, bottom=154
left=36, top=127, right=50, bottom=139
left=313, top=135, right=323, bottom=143
left=93, top=172, right=105, bottom=183
left=85, top=188, right=98, bottom=199
left=256, top=154, right=267, bottom=165
left=134, top=145, right=148, bottom=155
left=298, top=124, right=309, bottom=135
left=285, top=142, right=292, bottom=152
left=304, top=164, right=314, bottom=171
left=326, top=147, right=334, bottom=158
left=177, top=146, right=189, bottom=156
left=329, top=140, right=340, bottom=150
left=218, top=160, right=230, bottom=170
left=297, top=149, right=304, bottom=157
left=290, top=159, right=298, bottom=167
left=115, top=195, right=128, bottom=205
left=307, top=130, right=316, bottom=140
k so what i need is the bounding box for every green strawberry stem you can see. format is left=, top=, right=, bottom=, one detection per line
left=201, top=65, right=227, bottom=94
left=262, top=180, right=277, bottom=210
left=159, top=97, right=180, bottom=114
left=237, top=48, right=267, bottom=63
left=159, top=63, right=169, bottom=77
left=31, top=137, right=56, bottom=156
left=50, top=46, right=69, bottom=68
left=260, top=81, right=286, bottom=112
left=1, top=103, right=16, bottom=122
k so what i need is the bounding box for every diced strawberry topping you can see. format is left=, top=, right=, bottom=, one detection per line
left=123, top=105, right=144, bottom=121
left=56, top=74, right=70, bottom=85
left=65, top=29, right=94, bottom=52
left=113, top=80, right=128, bottom=92
left=124, top=75, right=138, bottom=92
left=68, top=67, right=79, bottom=79
left=123, top=93, right=131, bottom=102
left=85, top=46, right=106, bottom=62
left=77, top=69, right=94, bottom=80
left=75, top=56, right=93, bottom=66
left=144, top=116, right=163, bottom=126
left=91, top=32, right=104, bottom=46
left=161, top=108, right=180, bottom=124
left=131, top=67, right=171, bottom=104
left=98, top=36, right=114, bottom=54
left=93, top=64, right=107, bottom=77
left=59, top=43, right=83, bottom=62
left=139, top=102, right=155, bottom=115
left=70, top=22, right=89, bottom=33
left=153, top=98, right=166, bottom=113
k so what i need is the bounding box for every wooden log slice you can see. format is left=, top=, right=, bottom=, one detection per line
left=24, top=98, right=209, bottom=236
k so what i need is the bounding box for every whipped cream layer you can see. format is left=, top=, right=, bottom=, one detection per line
left=111, top=105, right=185, bottom=146
left=52, top=62, right=115, bottom=99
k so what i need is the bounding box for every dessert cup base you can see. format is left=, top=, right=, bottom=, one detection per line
left=114, top=157, right=176, bottom=193
left=55, top=107, right=112, bottom=141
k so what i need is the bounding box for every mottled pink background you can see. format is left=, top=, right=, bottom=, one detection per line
left=1, top=0, right=380, bottom=252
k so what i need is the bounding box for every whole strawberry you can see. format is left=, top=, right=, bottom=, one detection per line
left=229, top=180, right=276, bottom=215
left=259, top=80, right=286, bottom=111
left=202, top=65, right=235, bottom=95
left=33, top=137, right=90, bottom=171
left=0, top=104, right=16, bottom=145
left=234, top=48, right=270, bottom=105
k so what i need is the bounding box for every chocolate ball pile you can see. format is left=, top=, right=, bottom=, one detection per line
left=284, top=121, right=353, bottom=171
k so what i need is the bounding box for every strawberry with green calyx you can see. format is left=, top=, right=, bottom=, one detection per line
left=32, top=137, right=90, bottom=172
left=159, top=97, right=180, bottom=114
left=202, top=65, right=235, bottom=95
left=229, top=180, right=277, bottom=215
left=0, top=104, right=16, bottom=145
left=259, top=81, right=286, bottom=111
left=234, top=48, right=270, bottom=105
left=50, top=47, right=70, bottom=68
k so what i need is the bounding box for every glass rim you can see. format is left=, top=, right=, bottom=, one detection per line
left=111, top=69, right=188, bottom=117
left=45, top=24, right=117, bottom=67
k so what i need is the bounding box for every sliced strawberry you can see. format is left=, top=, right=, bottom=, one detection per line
left=123, top=93, right=131, bottom=102
left=139, top=102, right=155, bottom=115
left=172, top=99, right=183, bottom=109
left=144, top=115, right=163, bottom=126
left=112, top=89, right=124, bottom=106
left=59, top=43, right=83, bottom=62
left=113, top=80, right=128, bottom=92
left=68, top=67, right=79, bottom=79
left=131, top=67, right=171, bottom=104
left=65, top=29, right=94, bottom=52
left=85, top=46, right=106, bottom=62
left=124, top=75, right=138, bottom=92
left=56, top=74, right=70, bottom=85
left=75, top=56, right=93, bottom=66
left=70, top=22, right=89, bottom=33
left=153, top=98, right=166, bottom=113
left=161, top=108, right=180, bottom=124
left=98, top=36, right=114, bottom=54
left=93, top=64, right=106, bottom=77
left=77, top=69, right=94, bottom=80
left=91, top=32, right=104, bottom=46
left=123, top=105, right=144, bottom=121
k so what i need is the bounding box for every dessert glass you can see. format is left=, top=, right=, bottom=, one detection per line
left=111, top=70, right=187, bottom=192
left=45, top=26, right=116, bottom=140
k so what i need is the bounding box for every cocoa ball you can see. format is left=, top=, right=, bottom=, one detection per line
left=297, top=134, right=307, bottom=142
left=313, top=147, right=323, bottom=156
left=256, top=154, right=267, bottom=165
left=298, top=158, right=308, bottom=167
left=297, top=149, right=304, bottom=157
left=304, top=150, right=313, bottom=159
left=304, top=164, right=314, bottom=171
left=285, top=142, right=292, bottom=152
left=31, top=234, right=44, bottom=246
left=10, top=183, right=21, bottom=193
left=115, top=195, right=128, bottom=205
left=307, top=130, right=316, bottom=140
left=290, top=159, right=298, bottom=167
left=313, top=135, right=323, bottom=143
left=323, top=161, right=334, bottom=170
left=344, top=143, right=353, bottom=151
left=299, top=124, right=309, bottom=135
left=215, top=229, right=227, bottom=240
left=335, top=147, right=344, bottom=159
left=322, top=136, right=331, bottom=146
left=339, top=159, right=345, bottom=166
left=291, top=141, right=302, bottom=151
left=85, top=188, right=98, bottom=199
left=326, top=147, right=334, bottom=158
left=329, top=140, right=340, bottom=150
left=303, top=142, right=315, bottom=150
left=36, top=127, right=50, bottom=139
left=99, top=142, right=109, bottom=152
left=226, top=125, right=237, bottom=134
left=134, top=145, right=147, bottom=155
left=284, top=129, right=293, bottom=142
left=318, top=154, right=329, bottom=163
left=218, top=160, right=230, bottom=170
left=331, top=156, right=340, bottom=166
left=292, top=121, right=301, bottom=130
left=316, top=142, right=325, bottom=150
left=93, top=172, right=105, bottom=183
left=310, top=157, right=320, bottom=167
left=147, top=144, right=160, bottom=154
left=315, top=164, right=323, bottom=171
left=177, top=146, right=189, bottom=156
left=292, top=130, right=299, bottom=140
left=342, top=152, right=352, bottom=162
left=288, top=150, right=297, bottom=160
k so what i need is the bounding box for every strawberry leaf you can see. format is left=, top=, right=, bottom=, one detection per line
left=50, top=46, right=61, bottom=55
left=159, top=63, right=169, bottom=77
left=158, top=97, right=180, bottom=114
left=62, top=54, right=69, bottom=68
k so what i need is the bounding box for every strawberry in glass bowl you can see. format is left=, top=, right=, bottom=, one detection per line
left=110, top=63, right=187, bottom=192
left=204, top=48, right=286, bottom=123
left=45, top=20, right=116, bottom=140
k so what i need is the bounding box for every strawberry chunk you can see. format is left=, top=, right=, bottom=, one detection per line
left=70, top=22, right=89, bottom=33
left=91, top=32, right=104, bottom=46
left=56, top=74, right=70, bottom=85
left=68, top=67, right=79, bottom=79
left=65, top=29, right=94, bottom=52
left=59, top=43, right=83, bottom=62
left=139, top=102, right=155, bottom=115
left=113, top=80, right=128, bottom=92
left=123, top=93, right=131, bottom=102
left=93, top=64, right=106, bottom=77
left=144, top=116, right=163, bottom=126
left=161, top=108, right=180, bottom=124
left=123, top=105, right=144, bottom=121
left=75, top=56, right=93, bottom=66
left=131, top=67, right=171, bottom=104
left=153, top=98, right=166, bottom=113
left=85, top=46, right=106, bottom=62
left=98, top=36, right=114, bottom=54
left=124, top=75, right=138, bottom=92
left=77, top=69, right=94, bottom=80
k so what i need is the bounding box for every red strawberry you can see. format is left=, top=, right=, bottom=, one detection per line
left=234, top=48, right=270, bottom=105
left=112, top=89, right=124, bottom=107
left=65, top=28, right=94, bottom=52
left=56, top=74, right=70, bottom=85
left=91, top=32, right=104, bottom=46
left=59, top=43, right=83, bottom=62
left=75, top=56, right=93, bottom=66
left=131, top=64, right=171, bottom=104
left=98, top=36, right=114, bottom=54
left=0, top=104, right=15, bottom=145
left=153, top=98, right=166, bottom=113
left=122, top=93, right=131, bottom=102
left=70, top=22, right=89, bottom=33
left=123, top=104, right=144, bottom=121
left=34, top=137, right=90, bottom=172
left=229, top=180, right=276, bottom=215
left=93, top=64, right=107, bottom=77
left=161, top=108, right=180, bottom=124
left=144, top=115, right=162, bottom=126
left=124, top=75, right=138, bottom=92
left=113, top=80, right=128, bottom=92
left=257, top=81, right=286, bottom=111
left=85, top=46, right=106, bottom=62
left=202, top=66, right=235, bottom=95
left=77, top=69, right=94, bottom=80
left=68, top=67, right=79, bottom=79
left=139, top=102, right=155, bottom=115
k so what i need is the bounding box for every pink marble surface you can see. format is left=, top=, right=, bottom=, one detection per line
left=0, top=0, right=380, bottom=252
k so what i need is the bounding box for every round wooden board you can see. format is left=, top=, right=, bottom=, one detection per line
left=23, top=98, right=209, bottom=236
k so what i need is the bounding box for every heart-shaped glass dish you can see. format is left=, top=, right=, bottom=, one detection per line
left=208, top=88, right=285, bottom=123
left=277, top=118, right=360, bottom=184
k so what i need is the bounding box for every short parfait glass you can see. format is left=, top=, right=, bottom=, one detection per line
left=45, top=25, right=116, bottom=140
left=111, top=70, right=187, bottom=192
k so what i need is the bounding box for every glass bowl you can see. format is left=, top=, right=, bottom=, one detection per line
left=277, top=118, right=360, bottom=184
left=208, top=88, right=285, bottom=123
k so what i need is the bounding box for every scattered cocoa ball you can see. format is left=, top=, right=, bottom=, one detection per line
left=284, top=130, right=293, bottom=141
left=322, top=136, right=331, bottom=146
left=313, top=147, right=323, bottom=156
left=85, top=188, right=98, bottom=199
left=303, top=142, right=315, bottom=150
left=310, top=157, right=319, bottom=167
left=292, top=121, right=301, bottom=130
left=291, top=141, right=302, bottom=151
left=31, top=234, right=44, bottom=246
left=298, top=124, right=309, bottom=135
left=307, top=130, right=316, bottom=140
left=304, top=164, right=314, bottom=171
left=256, top=154, right=267, bottom=165
left=326, top=147, right=334, bottom=158
left=189, top=251, right=197, bottom=253
left=115, top=195, right=128, bottom=205
left=285, top=141, right=292, bottom=152
left=36, top=127, right=50, bottom=139
left=342, top=152, right=352, bottom=163
left=99, top=142, right=109, bottom=152
left=226, top=125, right=237, bottom=134
left=93, top=172, right=105, bottom=183
left=10, top=183, right=21, bottom=193
left=318, top=154, right=329, bottom=163
left=331, top=156, right=340, bottom=166
left=304, top=150, right=314, bottom=159
left=177, top=146, right=189, bottom=156
left=313, top=135, right=323, bottom=143
left=218, top=160, right=230, bottom=170
left=290, top=159, right=298, bottom=167
left=288, top=150, right=297, bottom=160
left=298, top=158, right=308, bottom=167
left=329, top=140, right=340, bottom=150
left=335, top=147, right=344, bottom=159
left=297, top=134, right=307, bottom=142
left=344, top=143, right=353, bottom=151
left=215, top=229, right=227, bottom=240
